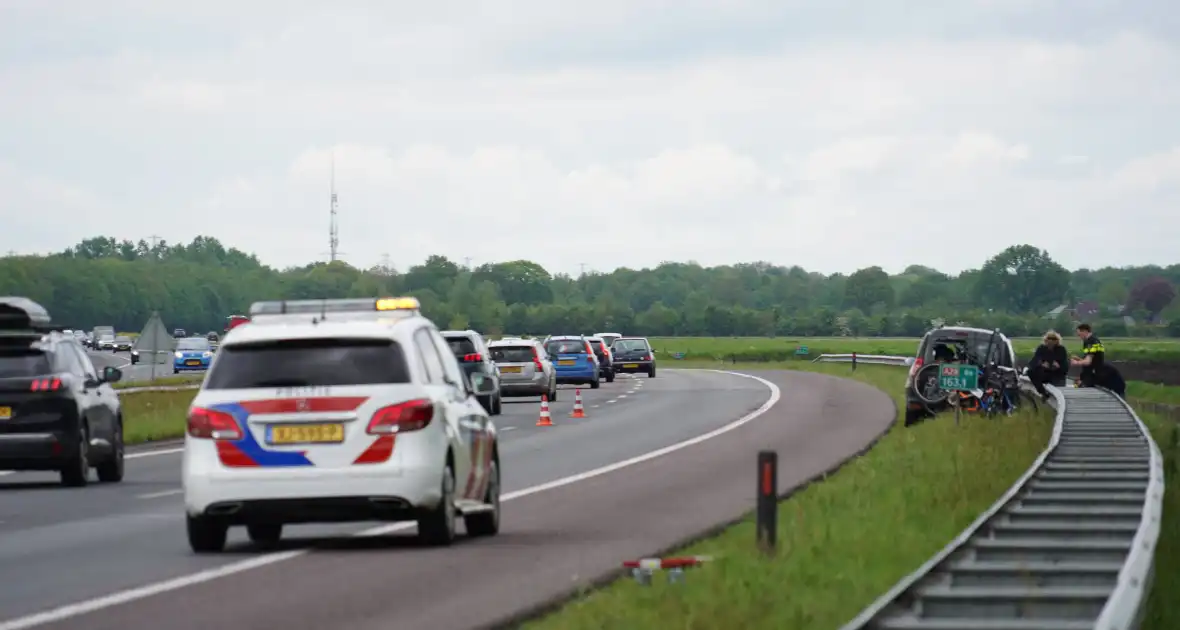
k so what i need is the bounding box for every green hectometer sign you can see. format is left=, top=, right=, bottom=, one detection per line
left=938, top=363, right=979, bottom=391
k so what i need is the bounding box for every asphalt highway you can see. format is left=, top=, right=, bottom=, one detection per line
left=0, top=368, right=894, bottom=630
left=86, top=351, right=178, bottom=384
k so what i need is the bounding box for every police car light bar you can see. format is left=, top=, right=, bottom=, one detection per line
left=248, top=297, right=421, bottom=316
left=0, top=297, right=53, bottom=332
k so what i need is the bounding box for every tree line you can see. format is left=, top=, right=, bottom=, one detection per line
left=0, top=236, right=1178, bottom=338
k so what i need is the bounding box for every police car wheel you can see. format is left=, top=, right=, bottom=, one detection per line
left=60, top=426, right=90, bottom=487
left=246, top=523, right=283, bottom=548
left=418, top=463, right=457, bottom=546
left=187, top=515, right=228, bottom=553
left=465, top=459, right=500, bottom=537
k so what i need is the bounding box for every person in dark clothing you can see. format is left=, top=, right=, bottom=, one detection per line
left=1027, top=330, right=1068, bottom=399
left=1071, top=323, right=1126, bottom=398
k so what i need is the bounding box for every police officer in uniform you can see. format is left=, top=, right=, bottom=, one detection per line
left=1070, top=323, right=1126, bottom=397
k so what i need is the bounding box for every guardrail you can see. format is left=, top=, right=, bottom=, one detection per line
left=839, top=385, right=1164, bottom=630
left=116, top=383, right=201, bottom=395
left=811, top=353, right=913, bottom=367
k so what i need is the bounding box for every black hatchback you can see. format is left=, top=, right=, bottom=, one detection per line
left=611, top=337, right=656, bottom=378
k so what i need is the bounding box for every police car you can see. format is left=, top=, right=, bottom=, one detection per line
left=182, top=297, right=502, bottom=553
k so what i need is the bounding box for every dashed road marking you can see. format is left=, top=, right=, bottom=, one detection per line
left=137, top=489, right=182, bottom=500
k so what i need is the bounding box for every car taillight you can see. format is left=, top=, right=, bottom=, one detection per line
left=531, top=347, right=543, bottom=370
left=462, top=353, right=483, bottom=362
left=30, top=377, right=62, bottom=392
left=908, top=357, right=924, bottom=379
left=367, top=399, right=434, bottom=435
left=187, top=407, right=243, bottom=441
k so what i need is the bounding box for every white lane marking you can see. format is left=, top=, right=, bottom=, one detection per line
left=500, top=427, right=517, bottom=432
left=0, top=448, right=187, bottom=479
left=0, top=370, right=778, bottom=630
left=606, top=399, right=617, bottom=404
left=137, top=489, right=182, bottom=500
left=618, top=394, right=628, bottom=399
left=590, top=404, right=601, bottom=408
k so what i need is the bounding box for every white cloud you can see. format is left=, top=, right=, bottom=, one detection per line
left=1, top=2, right=1178, bottom=275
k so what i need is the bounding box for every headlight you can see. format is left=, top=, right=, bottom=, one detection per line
left=202, top=351, right=212, bottom=358
left=175, top=351, right=183, bottom=358
left=131, top=350, right=139, bottom=356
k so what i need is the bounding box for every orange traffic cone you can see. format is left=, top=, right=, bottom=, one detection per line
left=570, top=388, right=586, bottom=418
left=537, top=395, right=553, bottom=426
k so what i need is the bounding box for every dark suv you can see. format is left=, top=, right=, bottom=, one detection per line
left=586, top=337, right=615, bottom=383
left=441, top=330, right=502, bottom=415
left=904, top=326, right=1017, bottom=426
left=0, top=297, right=126, bottom=486
left=611, top=337, right=656, bottom=378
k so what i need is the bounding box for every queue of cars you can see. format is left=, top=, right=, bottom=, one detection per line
left=2, top=295, right=657, bottom=555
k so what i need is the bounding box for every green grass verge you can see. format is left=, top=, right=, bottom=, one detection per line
left=1137, top=404, right=1180, bottom=630
left=522, top=362, right=1054, bottom=630
left=1128, top=381, right=1180, bottom=406
left=112, top=374, right=203, bottom=389
left=646, top=335, right=1180, bottom=362
left=119, top=389, right=195, bottom=444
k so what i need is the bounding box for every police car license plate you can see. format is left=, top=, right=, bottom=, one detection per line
left=623, top=363, right=639, bottom=369
left=558, top=360, right=575, bottom=366
left=499, top=366, right=521, bottom=373
left=185, top=360, right=200, bottom=366
left=0, top=406, right=10, bottom=420
left=269, top=424, right=344, bottom=445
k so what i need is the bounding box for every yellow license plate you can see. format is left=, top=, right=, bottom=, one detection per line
left=558, top=360, right=576, bottom=366
left=269, top=423, right=344, bottom=445
left=185, top=360, right=201, bottom=366
left=0, top=406, right=10, bottom=420
left=499, top=366, right=521, bottom=373
left=623, top=363, right=639, bottom=368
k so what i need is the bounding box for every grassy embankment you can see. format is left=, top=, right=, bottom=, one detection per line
left=647, top=335, right=1180, bottom=362
left=522, top=361, right=1054, bottom=630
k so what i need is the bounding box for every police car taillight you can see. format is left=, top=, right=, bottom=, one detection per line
left=187, top=407, right=243, bottom=441
left=366, top=399, right=433, bottom=435
left=30, top=377, right=62, bottom=391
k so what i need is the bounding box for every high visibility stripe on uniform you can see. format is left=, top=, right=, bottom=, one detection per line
left=1084, top=343, right=1105, bottom=354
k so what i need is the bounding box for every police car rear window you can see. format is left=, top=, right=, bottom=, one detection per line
left=491, top=346, right=534, bottom=362
left=0, top=350, right=52, bottom=378
left=204, top=338, right=410, bottom=389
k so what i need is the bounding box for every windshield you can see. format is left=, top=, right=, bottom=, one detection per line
left=100, top=335, right=114, bottom=341
left=177, top=338, right=210, bottom=351
left=444, top=336, right=477, bottom=356
left=0, top=350, right=52, bottom=378
left=546, top=340, right=587, bottom=355
left=115, top=337, right=130, bottom=342
left=491, top=346, right=535, bottom=363
left=205, top=338, right=410, bottom=389
left=612, top=339, right=649, bottom=352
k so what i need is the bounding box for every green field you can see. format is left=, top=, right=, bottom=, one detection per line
left=120, top=389, right=194, bottom=443
left=523, top=362, right=1054, bottom=630
left=647, top=336, right=1180, bottom=362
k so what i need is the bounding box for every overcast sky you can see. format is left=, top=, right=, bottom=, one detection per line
left=1, top=0, right=1178, bottom=276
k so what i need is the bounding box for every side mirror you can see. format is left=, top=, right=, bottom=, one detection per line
left=102, top=366, right=122, bottom=383
left=469, top=372, right=498, bottom=397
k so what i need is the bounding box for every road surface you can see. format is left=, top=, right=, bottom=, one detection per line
left=0, top=368, right=893, bottom=630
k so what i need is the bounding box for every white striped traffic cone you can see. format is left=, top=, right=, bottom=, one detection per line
left=570, top=388, right=586, bottom=418
left=537, top=394, right=553, bottom=426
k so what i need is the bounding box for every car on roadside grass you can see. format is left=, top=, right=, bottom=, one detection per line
left=488, top=338, right=557, bottom=401
left=0, top=297, right=125, bottom=487
left=182, top=296, right=501, bottom=553
left=544, top=335, right=600, bottom=389
left=441, top=330, right=502, bottom=415
left=611, top=337, right=656, bottom=377
left=903, top=326, right=1019, bottom=426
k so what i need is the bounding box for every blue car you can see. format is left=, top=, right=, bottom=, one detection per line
left=173, top=337, right=213, bottom=374
left=544, top=336, right=600, bottom=389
